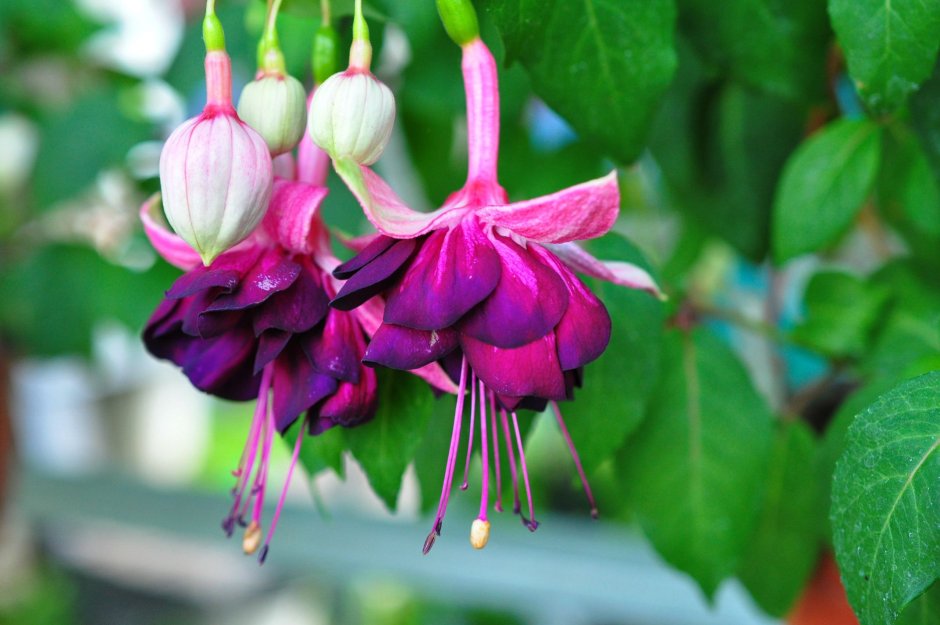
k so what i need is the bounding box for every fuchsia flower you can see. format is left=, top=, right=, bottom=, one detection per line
left=327, top=38, right=662, bottom=550
left=142, top=129, right=452, bottom=562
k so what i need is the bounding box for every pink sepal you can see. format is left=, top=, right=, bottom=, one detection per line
left=478, top=171, right=620, bottom=244
left=263, top=180, right=329, bottom=257
left=548, top=241, right=665, bottom=300
left=334, top=157, right=461, bottom=239
left=140, top=193, right=202, bottom=270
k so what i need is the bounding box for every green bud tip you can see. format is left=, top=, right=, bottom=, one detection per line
left=203, top=12, right=226, bottom=52
left=436, top=0, right=479, bottom=46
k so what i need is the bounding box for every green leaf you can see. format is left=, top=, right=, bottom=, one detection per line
left=897, top=583, right=940, bottom=625
left=412, top=394, right=459, bottom=514
left=738, top=421, right=822, bottom=617
left=831, top=372, right=940, bottom=625
left=481, top=0, right=678, bottom=163
left=619, top=328, right=775, bottom=597
left=829, top=0, right=940, bottom=114
left=772, top=118, right=882, bottom=263
left=792, top=270, right=891, bottom=359
left=293, top=422, right=348, bottom=478
left=910, top=61, right=940, bottom=182
left=677, top=0, right=830, bottom=101
left=563, top=233, right=665, bottom=475
left=344, top=369, right=435, bottom=510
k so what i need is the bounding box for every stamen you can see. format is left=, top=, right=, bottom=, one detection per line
left=257, top=416, right=307, bottom=564
left=489, top=391, right=503, bottom=513
left=477, top=379, right=489, bottom=522
left=551, top=401, right=598, bottom=519
left=250, top=398, right=276, bottom=528
left=511, top=411, right=538, bottom=532
left=469, top=518, right=491, bottom=550
left=460, top=372, right=477, bottom=490
left=499, top=407, right=521, bottom=515
left=242, top=520, right=262, bottom=554
left=424, top=357, right=469, bottom=554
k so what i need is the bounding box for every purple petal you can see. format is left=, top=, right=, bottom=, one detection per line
left=383, top=218, right=501, bottom=330
left=166, top=247, right=262, bottom=299
left=143, top=298, right=189, bottom=362
left=254, top=329, right=292, bottom=374
left=196, top=309, right=245, bottom=339
left=330, top=238, right=417, bottom=310
left=207, top=250, right=301, bottom=312
left=460, top=236, right=569, bottom=348
left=181, top=326, right=260, bottom=401
left=253, top=258, right=329, bottom=335
left=315, top=364, right=378, bottom=430
left=272, top=346, right=339, bottom=432
left=461, top=333, right=567, bottom=401
left=333, top=235, right=396, bottom=279
left=363, top=324, right=458, bottom=370
left=301, top=309, right=361, bottom=383
left=537, top=246, right=611, bottom=370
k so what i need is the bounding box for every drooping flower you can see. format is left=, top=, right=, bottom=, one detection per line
left=142, top=128, right=453, bottom=562
left=327, top=37, right=662, bottom=550
left=159, top=20, right=273, bottom=266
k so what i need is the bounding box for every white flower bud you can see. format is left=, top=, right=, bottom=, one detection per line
left=238, top=74, right=308, bottom=156
left=308, top=70, right=395, bottom=166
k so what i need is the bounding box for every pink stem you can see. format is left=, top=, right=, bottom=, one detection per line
left=551, top=401, right=598, bottom=519
left=511, top=411, right=538, bottom=531
left=424, top=357, right=469, bottom=554
left=461, top=38, right=499, bottom=185
left=477, top=379, right=489, bottom=521
left=489, top=391, right=502, bottom=513
left=204, top=50, right=235, bottom=112
left=499, top=407, right=521, bottom=515
left=461, top=372, right=477, bottom=490
left=259, top=417, right=307, bottom=564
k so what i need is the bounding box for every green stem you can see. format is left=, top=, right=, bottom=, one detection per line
left=203, top=0, right=225, bottom=52
left=436, top=0, right=479, bottom=46
left=348, top=0, right=372, bottom=70
left=258, top=0, right=286, bottom=74
left=321, top=0, right=331, bottom=25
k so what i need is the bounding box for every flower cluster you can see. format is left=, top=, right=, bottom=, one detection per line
left=144, top=0, right=659, bottom=560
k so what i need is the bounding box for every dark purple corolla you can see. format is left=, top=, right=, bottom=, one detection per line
left=327, top=38, right=663, bottom=550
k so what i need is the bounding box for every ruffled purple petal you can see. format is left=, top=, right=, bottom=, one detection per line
left=330, top=238, right=417, bottom=310
left=206, top=250, right=301, bottom=313
left=460, top=236, right=569, bottom=348
left=166, top=247, right=262, bottom=299
left=536, top=246, right=611, bottom=370
left=314, top=339, right=378, bottom=431
left=196, top=309, right=244, bottom=339
left=181, top=326, right=260, bottom=401
left=143, top=298, right=190, bottom=362
left=254, top=329, right=291, bottom=374
left=252, top=258, right=329, bottom=335
left=383, top=218, right=501, bottom=330
left=363, top=324, right=459, bottom=370
left=333, top=235, right=397, bottom=279
left=301, top=309, right=361, bottom=384
left=461, top=333, right=566, bottom=401
left=271, top=346, right=339, bottom=432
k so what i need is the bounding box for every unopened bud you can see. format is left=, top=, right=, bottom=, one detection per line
left=242, top=521, right=263, bottom=554
left=469, top=518, right=490, bottom=550
left=238, top=73, right=308, bottom=156
left=308, top=70, right=395, bottom=166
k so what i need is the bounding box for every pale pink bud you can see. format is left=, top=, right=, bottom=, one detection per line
left=159, top=51, right=273, bottom=265
left=308, top=69, right=395, bottom=166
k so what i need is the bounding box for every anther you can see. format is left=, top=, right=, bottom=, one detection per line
left=242, top=521, right=263, bottom=555
left=470, top=519, right=491, bottom=550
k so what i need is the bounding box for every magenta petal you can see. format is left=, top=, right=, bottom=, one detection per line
left=536, top=247, right=611, bottom=370
left=364, top=324, right=458, bottom=370
left=330, top=238, right=417, bottom=310
left=477, top=171, right=620, bottom=244
left=140, top=194, right=201, bottom=270
left=263, top=179, right=329, bottom=256
left=548, top=241, right=664, bottom=299
left=333, top=235, right=397, bottom=279
left=301, top=309, right=361, bottom=383
left=272, top=347, right=339, bottom=432
left=196, top=309, right=244, bottom=339
left=460, top=237, right=569, bottom=348
left=207, top=251, right=301, bottom=312
left=182, top=327, right=260, bottom=401
left=461, top=333, right=566, bottom=400
left=254, top=329, right=291, bottom=374
left=252, top=259, right=329, bottom=335
left=384, top=219, right=501, bottom=330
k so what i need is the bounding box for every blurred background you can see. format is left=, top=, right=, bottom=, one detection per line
left=0, top=0, right=852, bottom=623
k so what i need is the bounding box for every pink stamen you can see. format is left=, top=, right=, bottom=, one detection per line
left=258, top=417, right=307, bottom=564
left=424, top=357, right=469, bottom=554
left=460, top=372, right=477, bottom=490
left=499, top=407, right=521, bottom=515
left=225, top=366, right=273, bottom=534
left=477, top=379, right=489, bottom=521
left=551, top=401, right=598, bottom=519
left=511, top=411, right=538, bottom=532
left=251, top=402, right=276, bottom=527
left=461, top=39, right=499, bottom=185
left=489, top=391, right=502, bottom=512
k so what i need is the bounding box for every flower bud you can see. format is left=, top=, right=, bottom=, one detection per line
left=159, top=51, right=273, bottom=265
left=308, top=70, right=395, bottom=166
left=238, top=73, right=308, bottom=156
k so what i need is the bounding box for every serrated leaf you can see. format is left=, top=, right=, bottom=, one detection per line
left=562, top=233, right=665, bottom=475
left=829, top=0, right=940, bottom=114
left=738, top=421, right=822, bottom=617
left=831, top=372, right=940, bottom=625
left=773, top=119, right=882, bottom=263
left=344, top=369, right=435, bottom=510
left=792, top=270, right=891, bottom=359
left=619, top=328, right=775, bottom=597
left=481, top=0, right=677, bottom=163
left=677, top=0, right=830, bottom=101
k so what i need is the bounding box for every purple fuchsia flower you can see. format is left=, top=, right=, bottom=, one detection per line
left=327, top=37, right=663, bottom=551
left=142, top=129, right=454, bottom=562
